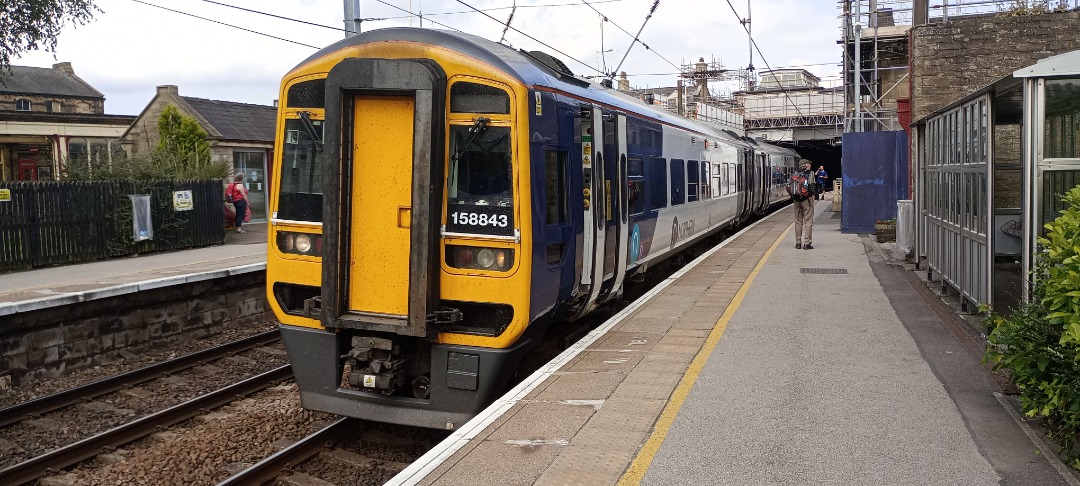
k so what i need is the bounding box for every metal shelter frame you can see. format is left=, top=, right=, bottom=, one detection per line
left=1016, top=50, right=1080, bottom=299
left=914, top=49, right=1080, bottom=312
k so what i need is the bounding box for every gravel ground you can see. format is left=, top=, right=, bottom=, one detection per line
left=43, top=382, right=335, bottom=486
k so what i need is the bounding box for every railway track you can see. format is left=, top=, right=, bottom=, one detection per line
left=0, top=366, right=291, bottom=486
left=0, top=330, right=280, bottom=428
left=0, top=331, right=287, bottom=486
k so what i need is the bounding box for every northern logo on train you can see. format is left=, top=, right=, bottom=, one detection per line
left=671, top=217, right=695, bottom=246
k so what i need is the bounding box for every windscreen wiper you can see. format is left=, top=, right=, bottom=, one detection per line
left=450, top=117, right=491, bottom=162
left=298, top=111, right=324, bottom=153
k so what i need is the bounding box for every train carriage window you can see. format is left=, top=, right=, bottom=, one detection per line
left=278, top=118, right=326, bottom=222
left=687, top=160, right=698, bottom=203
left=702, top=163, right=711, bottom=199
left=451, top=82, right=510, bottom=114
left=728, top=164, right=736, bottom=195
left=670, top=159, right=685, bottom=206
left=648, top=156, right=667, bottom=211
left=628, top=156, right=644, bottom=215
left=545, top=150, right=569, bottom=225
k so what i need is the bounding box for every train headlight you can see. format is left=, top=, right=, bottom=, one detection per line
left=446, top=245, right=514, bottom=272
left=276, top=231, right=322, bottom=256
left=294, top=234, right=313, bottom=253
left=476, top=249, right=496, bottom=268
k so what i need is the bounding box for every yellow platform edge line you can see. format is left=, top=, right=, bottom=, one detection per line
left=618, top=223, right=793, bottom=485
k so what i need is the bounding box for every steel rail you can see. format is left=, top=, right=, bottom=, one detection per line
left=216, top=417, right=356, bottom=486
left=0, top=329, right=280, bottom=427
left=0, top=365, right=292, bottom=486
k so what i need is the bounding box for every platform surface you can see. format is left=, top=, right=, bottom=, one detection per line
left=391, top=202, right=1076, bottom=486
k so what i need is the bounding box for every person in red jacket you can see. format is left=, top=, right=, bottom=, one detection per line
left=227, top=173, right=250, bottom=233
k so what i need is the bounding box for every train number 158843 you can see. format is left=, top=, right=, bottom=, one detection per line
left=450, top=211, right=509, bottom=228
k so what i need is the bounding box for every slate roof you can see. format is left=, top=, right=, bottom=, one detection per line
left=0, top=65, right=103, bottom=98
left=182, top=96, right=276, bottom=143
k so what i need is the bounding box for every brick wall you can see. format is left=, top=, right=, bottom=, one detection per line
left=0, top=272, right=271, bottom=387
left=911, top=11, right=1080, bottom=122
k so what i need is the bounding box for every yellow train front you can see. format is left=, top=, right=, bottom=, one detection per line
left=266, top=28, right=796, bottom=430
left=267, top=28, right=554, bottom=430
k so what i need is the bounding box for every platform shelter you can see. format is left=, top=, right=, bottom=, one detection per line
left=912, top=49, right=1080, bottom=312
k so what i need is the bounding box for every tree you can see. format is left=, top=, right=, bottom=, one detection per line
left=156, top=105, right=211, bottom=167
left=0, top=0, right=99, bottom=74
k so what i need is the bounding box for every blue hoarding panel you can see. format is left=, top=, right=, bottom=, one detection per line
left=840, top=131, right=909, bottom=233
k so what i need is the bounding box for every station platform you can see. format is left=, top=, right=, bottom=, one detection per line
left=0, top=224, right=266, bottom=316
left=390, top=202, right=1080, bottom=486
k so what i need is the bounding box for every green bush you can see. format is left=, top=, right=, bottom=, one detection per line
left=986, top=184, right=1080, bottom=467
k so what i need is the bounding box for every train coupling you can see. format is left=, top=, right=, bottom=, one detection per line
left=341, top=336, right=406, bottom=394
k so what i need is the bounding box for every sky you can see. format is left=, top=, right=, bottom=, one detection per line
left=15, top=0, right=844, bottom=116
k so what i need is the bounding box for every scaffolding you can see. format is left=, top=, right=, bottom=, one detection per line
left=838, top=0, right=1072, bottom=133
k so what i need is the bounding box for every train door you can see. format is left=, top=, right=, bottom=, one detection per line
left=599, top=112, right=629, bottom=302
left=574, top=104, right=607, bottom=317
left=736, top=148, right=753, bottom=221
left=347, top=95, right=414, bottom=317
left=320, top=58, right=444, bottom=337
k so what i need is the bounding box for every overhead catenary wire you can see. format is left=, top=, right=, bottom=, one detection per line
left=374, top=0, right=468, bottom=33
left=199, top=0, right=384, bottom=32
left=130, top=0, right=320, bottom=48
left=453, top=0, right=604, bottom=76
left=610, top=0, right=671, bottom=79
left=580, top=0, right=680, bottom=78
left=722, top=0, right=836, bottom=140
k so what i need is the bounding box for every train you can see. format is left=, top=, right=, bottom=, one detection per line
left=265, top=27, right=799, bottom=430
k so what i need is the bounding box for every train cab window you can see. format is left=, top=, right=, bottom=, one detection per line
left=687, top=160, right=699, bottom=203
left=278, top=118, right=326, bottom=222
left=648, top=156, right=667, bottom=211
left=544, top=150, right=569, bottom=225
left=286, top=79, right=326, bottom=108
left=450, top=82, right=510, bottom=114
left=447, top=125, right=515, bottom=236
left=670, top=159, right=685, bottom=206
left=628, top=156, right=644, bottom=215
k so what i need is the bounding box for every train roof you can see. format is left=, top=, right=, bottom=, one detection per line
left=298, top=28, right=750, bottom=144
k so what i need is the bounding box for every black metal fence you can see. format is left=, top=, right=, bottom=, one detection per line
left=0, top=180, right=226, bottom=273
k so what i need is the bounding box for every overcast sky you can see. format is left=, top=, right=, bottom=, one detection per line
left=16, top=0, right=843, bottom=116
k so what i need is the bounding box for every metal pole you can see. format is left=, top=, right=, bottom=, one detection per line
left=344, top=0, right=361, bottom=36
left=853, top=0, right=862, bottom=132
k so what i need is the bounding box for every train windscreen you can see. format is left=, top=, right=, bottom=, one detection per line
left=278, top=118, right=325, bottom=222
left=446, top=124, right=514, bottom=236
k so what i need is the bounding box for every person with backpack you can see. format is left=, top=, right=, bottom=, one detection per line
left=226, top=172, right=249, bottom=233
left=816, top=165, right=829, bottom=200
left=787, top=159, right=817, bottom=249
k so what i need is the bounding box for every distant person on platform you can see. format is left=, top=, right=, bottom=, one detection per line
left=228, top=173, right=250, bottom=234
left=788, top=159, right=816, bottom=250
left=816, top=165, right=829, bottom=200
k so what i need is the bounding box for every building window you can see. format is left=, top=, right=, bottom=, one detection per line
left=47, top=101, right=61, bottom=113
left=15, top=99, right=31, bottom=111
